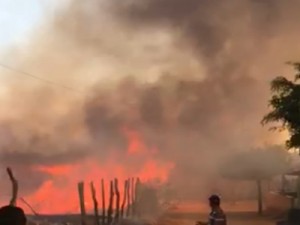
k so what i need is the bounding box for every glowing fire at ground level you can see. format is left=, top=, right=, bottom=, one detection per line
left=21, top=160, right=173, bottom=214
left=2, top=129, right=175, bottom=214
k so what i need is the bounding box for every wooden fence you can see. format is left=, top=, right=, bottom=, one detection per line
left=77, top=178, right=142, bottom=225
left=2, top=167, right=150, bottom=225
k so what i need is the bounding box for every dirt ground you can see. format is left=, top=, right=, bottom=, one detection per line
left=162, top=201, right=276, bottom=225
left=159, top=217, right=274, bottom=225
left=28, top=201, right=278, bottom=225
left=159, top=213, right=275, bottom=225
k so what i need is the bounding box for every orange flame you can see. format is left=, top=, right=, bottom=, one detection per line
left=15, top=129, right=174, bottom=214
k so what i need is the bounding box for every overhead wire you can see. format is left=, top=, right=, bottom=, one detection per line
left=0, top=63, right=86, bottom=95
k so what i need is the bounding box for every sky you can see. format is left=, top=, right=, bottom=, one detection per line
left=0, top=0, right=61, bottom=50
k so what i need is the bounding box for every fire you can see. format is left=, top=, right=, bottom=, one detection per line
left=35, top=165, right=74, bottom=176
left=15, top=129, right=174, bottom=214
left=124, top=128, right=147, bottom=155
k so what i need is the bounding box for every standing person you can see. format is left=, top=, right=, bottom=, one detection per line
left=0, top=205, right=27, bottom=225
left=196, top=195, right=227, bottom=225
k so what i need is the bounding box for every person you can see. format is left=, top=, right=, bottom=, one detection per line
left=196, top=195, right=227, bottom=225
left=0, top=205, right=27, bottom=225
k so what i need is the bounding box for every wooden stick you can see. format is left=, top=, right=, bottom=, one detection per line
left=114, top=178, right=120, bottom=221
left=126, top=178, right=131, bottom=217
left=120, top=180, right=128, bottom=218
left=107, top=180, right=114, bottom=225
left=78, top=182, right=86, bottom=225
left=19, top=197, right=38, bottom=216
left=6, top=167, right=18, bottom=206
left=131, top=178, right=135, bottom=216
left=101, top=179, right=106, bottom=225
left=135, top=178, right=141, bottom=217
left=91, top=182, right=100, bottom=225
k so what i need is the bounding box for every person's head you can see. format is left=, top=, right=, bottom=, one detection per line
left=208, top=195, right=221, bottom=208
left=0, top=205, right=27, bottom=225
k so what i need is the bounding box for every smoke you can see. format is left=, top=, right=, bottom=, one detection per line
left=0, top=0, right=300, bottom=207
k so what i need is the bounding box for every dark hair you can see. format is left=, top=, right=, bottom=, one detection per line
left=0, top=205, right=27, bottom=225
left=209, top=195, right=221, bottom=205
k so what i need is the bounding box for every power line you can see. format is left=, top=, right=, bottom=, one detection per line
left=0, top=63, right=86, bottom=95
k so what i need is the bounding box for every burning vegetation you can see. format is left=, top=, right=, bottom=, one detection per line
left=1, top=0, right=300, bottom=220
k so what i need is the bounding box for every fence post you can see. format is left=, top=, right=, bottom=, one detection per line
left=91, top=182, right=100, bottom=225
left=126, top=178, right=131, bottom=217
left=121, top=180, right=128, bottom=218
left=114, top=178, right=120, bottom=222
left=78, top=182, right=86, bottom=225
left=135, top=178, right=141, bottom=218
left=101, top=179, right=106, bottom=225
left=107, top=180, right=115, bottom=225
left=131, top=178, right=136, bottom=217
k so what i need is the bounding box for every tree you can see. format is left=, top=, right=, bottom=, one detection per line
left=220, top=147, right=288, bottom=215
left=262, top=62, right=300, bottom=209
left=262, top=62, right=300, bottom=153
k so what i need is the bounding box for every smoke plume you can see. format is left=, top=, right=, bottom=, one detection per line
left=0, top=0, right=300, bottom=210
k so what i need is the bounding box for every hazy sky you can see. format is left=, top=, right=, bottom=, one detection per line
left=0, top=0, right=62, bottom=50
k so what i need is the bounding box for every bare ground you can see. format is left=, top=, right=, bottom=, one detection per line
left=161, top=201, right=277, bottom=225
left=27, top=201, right=278, bottom=225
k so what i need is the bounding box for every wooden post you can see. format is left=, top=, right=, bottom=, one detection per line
left=135, top=178, right=141, bottom=218
left=91, top=182, right=100, bottom=225
left=114, top=178, right=120, bottom=221
left=121, top=180, right=128, bottom=218
left=107, top=180, right=115, bottom=225
left=131, top=178, right=135, bottom=216
left=101, top=179, right=106, bottom=225
left=256, top=179, right=263, bottom=215
left=126, top=178, right=131, bottom=217
left=78, top=182, right=86, bottom=225
left=6, top=167, right=18, bottom=206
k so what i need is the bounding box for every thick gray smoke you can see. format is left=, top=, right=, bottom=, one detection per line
left=0, top=0, right=299, bottom=205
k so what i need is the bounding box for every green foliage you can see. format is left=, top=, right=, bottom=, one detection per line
left=220, top=146, right=289, bottom=180
left=262, top=62, right=300, bottom=150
